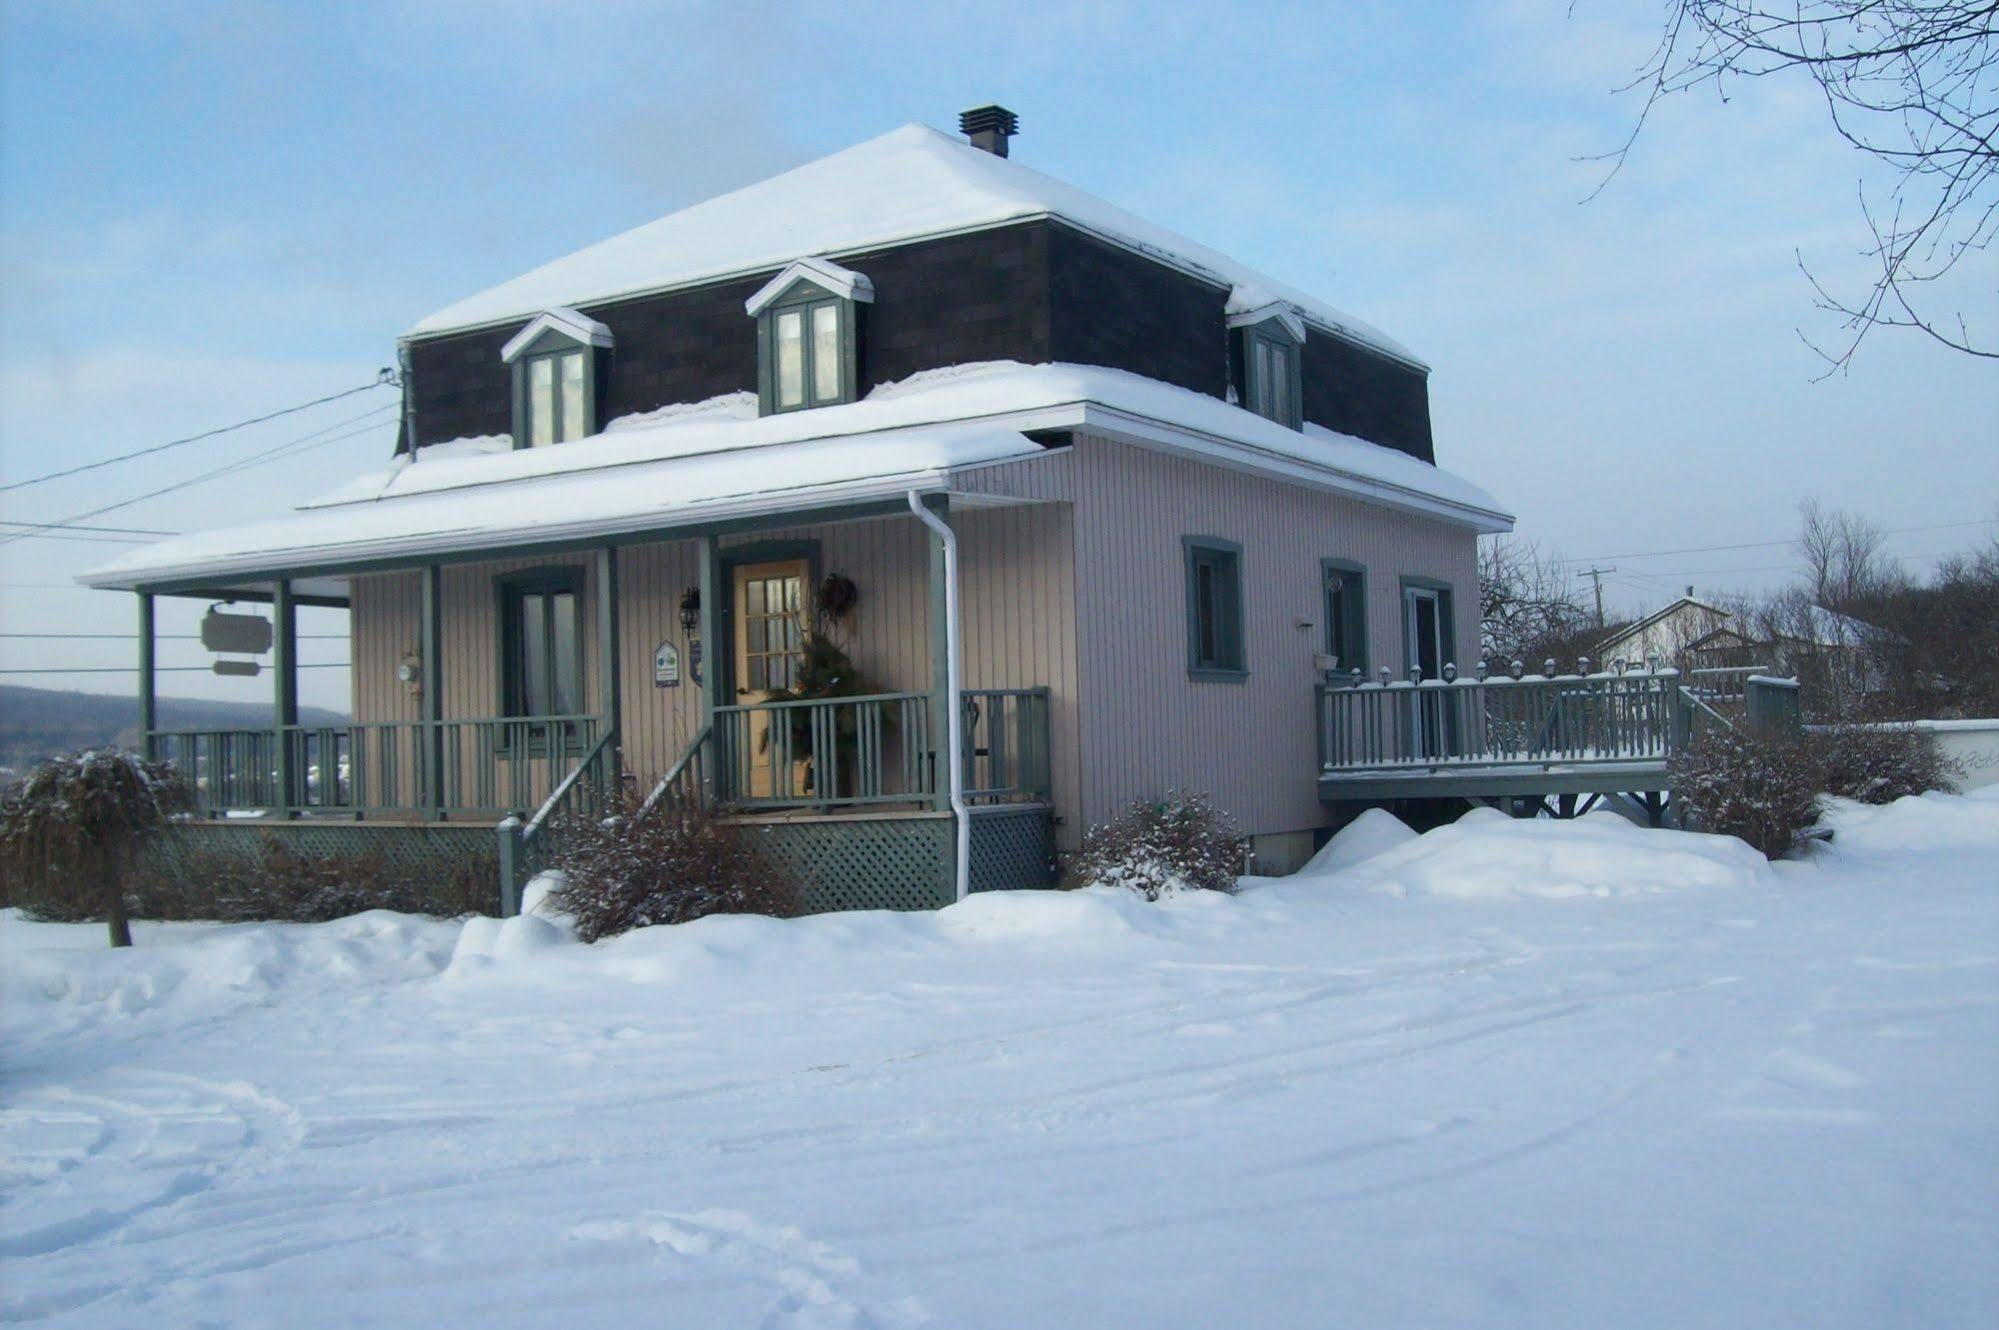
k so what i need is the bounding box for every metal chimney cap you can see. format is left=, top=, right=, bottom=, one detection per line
left=959, top=105, right=1019, bottom=136
left=959, top=105, right=1019, bottom=156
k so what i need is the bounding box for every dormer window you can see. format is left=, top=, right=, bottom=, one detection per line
left=502, top=308, right=611, bottom=447
left=746, top=257, right=873, bottom=415
left=1227, top=294, right=1305, bottom=431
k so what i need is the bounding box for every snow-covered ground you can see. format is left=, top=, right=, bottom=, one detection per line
left=4, top=794, right=1995, bottom=1328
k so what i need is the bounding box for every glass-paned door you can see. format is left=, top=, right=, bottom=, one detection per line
left=1403, top=585, right=1452, bottom=758
left=732, top=559, right=808, bottom=797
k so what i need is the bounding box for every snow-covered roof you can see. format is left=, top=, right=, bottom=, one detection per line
left=81, top=362, right=1510, bottom=592
left=408, top=124, right=1424, bottom=368
left=743, top=256, right=875, bottom=317
left=498, top=307, right=612, bottom=362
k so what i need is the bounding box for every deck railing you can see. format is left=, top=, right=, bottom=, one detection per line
left=705, top=686, right=1052, bottom=811
left=148, top=714, right=604, bottom=819
left=1317, top=665, right=1685, bottom=772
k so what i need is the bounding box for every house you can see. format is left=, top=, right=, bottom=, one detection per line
left=84, top=107, right=1522, bottom=912
left=1596, top=594, right=1738, bottom=673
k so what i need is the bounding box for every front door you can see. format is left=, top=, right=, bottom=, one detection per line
left=732, top=559, right=809, bottom=797
left=1403, top=586, right=1450, bottom=757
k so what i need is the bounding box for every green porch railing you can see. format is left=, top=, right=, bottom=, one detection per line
left=1316, top=666, right=1686, bottom=771
left=148, top=714, right=604, bottom=819
left=703, top=686, right=1051, bottom=812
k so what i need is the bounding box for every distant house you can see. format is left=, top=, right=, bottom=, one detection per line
left=1595, top=596, right=1737, bottom=671
left=84, top=107, right=1517, bottom=910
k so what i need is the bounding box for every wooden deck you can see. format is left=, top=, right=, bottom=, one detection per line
left=1315, top=665, right=1784, bottom=811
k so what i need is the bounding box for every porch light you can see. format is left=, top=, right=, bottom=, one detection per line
left=679, top=587, right=701, bottom=634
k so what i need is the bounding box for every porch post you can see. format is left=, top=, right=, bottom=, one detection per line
left=923, top=494, right=953, bottom=813
left=272, top=578, right=298, bottom=815
left=136, top=592, right=157, bottom=760
left=697, top=534, right=724, bottom=802
left=595, top=544, right=622, bottom=800
left=421, top=562, right=444, bottom=820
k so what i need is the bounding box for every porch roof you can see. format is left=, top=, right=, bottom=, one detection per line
left=78, top=422, right=1042, bottom=594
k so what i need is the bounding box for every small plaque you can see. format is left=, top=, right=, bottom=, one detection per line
left=690, top=639, right=703, bottom=686
left=653, top=641, right=681, bottom=688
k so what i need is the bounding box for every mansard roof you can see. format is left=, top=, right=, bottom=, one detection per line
left=409, top=123, right=1422, bottom=368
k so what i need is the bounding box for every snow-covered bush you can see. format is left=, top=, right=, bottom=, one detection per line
left=1810, top=725, right=1959, bottom=804
left=140, top=839, right=496, bottom=923
left=0, top=749, right=191, bottom=945
left=545, top=798, right=797, bottom=941
left=1068, top=793, right=1244, bottom=899
left=1668, top=727, right=1822, bottom=859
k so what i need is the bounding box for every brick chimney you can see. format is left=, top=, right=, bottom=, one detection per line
left=959, top=105, right=1019, bottom=157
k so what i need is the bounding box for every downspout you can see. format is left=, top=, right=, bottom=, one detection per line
left=907, top=489, right=969, bottom=902
left=396, top=340, right=417, bottom=456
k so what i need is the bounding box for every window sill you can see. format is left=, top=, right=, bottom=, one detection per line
left=1187, top=667, right=1249, bottom=684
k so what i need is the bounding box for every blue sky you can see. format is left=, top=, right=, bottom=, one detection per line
left=3, top=0, right=1993, bottom=708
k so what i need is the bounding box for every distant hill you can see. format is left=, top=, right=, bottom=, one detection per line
left=0, top=685, right=348, bottom=778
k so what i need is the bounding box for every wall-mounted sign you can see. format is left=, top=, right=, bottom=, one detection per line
left=690, top=639, right=703, bottom=686
left=200, top=607, right=273, bottom=655
left=653, top=641, right=681, bottom=688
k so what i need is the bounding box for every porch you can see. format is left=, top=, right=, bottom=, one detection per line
left=1315, top=663, right=1797, bottom=818
left=117, top=484, right=1069, bottom=914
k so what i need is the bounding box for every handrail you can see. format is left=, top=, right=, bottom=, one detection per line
left=712, top=690, right=927, bottom=714
left=524, top=727, right=618, bottom=840
left=638, top=721, right=714, bottom=821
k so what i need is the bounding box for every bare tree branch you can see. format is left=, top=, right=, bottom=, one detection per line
left=1592, top=1, right=1998, bottom=367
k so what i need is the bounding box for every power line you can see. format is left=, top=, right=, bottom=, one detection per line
left=0, top=404, right=398, bottom=549
left=0, top=664, right=350, bottom=676
left=0, top=632, right=346, bottom=640
left=0, top=373, right=395, bottom=495
left=1550, top=518, right=1996, bottom=566
left=0, top=520, right=178, bottom=536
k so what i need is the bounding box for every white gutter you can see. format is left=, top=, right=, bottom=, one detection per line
left=907, top=489, right=969, bottom=903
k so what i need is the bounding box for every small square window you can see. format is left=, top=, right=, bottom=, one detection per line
left=1184, top=537, right=1246, bottom=680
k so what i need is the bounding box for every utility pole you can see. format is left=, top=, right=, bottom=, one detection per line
left=1581, top=566, right=1616, bottom=627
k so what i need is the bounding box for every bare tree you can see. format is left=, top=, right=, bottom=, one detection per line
left=1796, top=497, right=1899, bottom=606
left=1480, top=538, right=1605, bottom=667
left=1603, top=1, right=1998, bottom=369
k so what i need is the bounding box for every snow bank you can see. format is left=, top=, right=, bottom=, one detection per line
left=1336, top=808, right=1775, bottom=901
left=1818, top=787, right=1999, bottom=855
left=1297, top=808, right=1417, bottom=877
left=0, top=910, right=459, bottom=1053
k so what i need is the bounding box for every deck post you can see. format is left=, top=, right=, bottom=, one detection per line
left=922, top=494, right=953, bottom=813
left=495, top=814, right=524, bottom=918
left=421, top=563, right=444, bottom=820
left=595, top=544, right=622, bottom=805
left=136, top=592, right=157, bottom=760
left=272, top=579, right=298, bottom=815
left=697, top=534, right=724, bottom=802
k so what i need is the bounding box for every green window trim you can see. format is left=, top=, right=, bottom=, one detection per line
left=1234, top=318, right=1303, bottom=431
left=1321, top=558, right=1368, bottom=675
left=756, top=283, right=860, bottom=416
left=1183, top=536, right=1247, bottom=682
left=507, top=328, right=601, bottom=449
left=495, top=566, right=588, bottom=752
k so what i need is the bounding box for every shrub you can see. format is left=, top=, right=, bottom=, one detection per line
left=1668, top=726, right=1823, bottom=859
left=1810, top=725, right=1959, bottom=804
left=545, top=796, right=797, bottom=942
left=1068, top=793, right=1245, bottom=899
left=134, top=838, right=496, bottom=923
left=0, top=750, right=191, bottom=945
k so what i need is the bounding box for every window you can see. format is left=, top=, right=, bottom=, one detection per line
left=500, top=570, right=584, bottom=718
left=1322, top=560, right=1367, bottom=673
left=1242, top=326, right=1302, bottom=429
left=501, top=309, right=609, bottom=449
left=1184, top=537, right=1246, bottom=680
left=523, top=347, right=588, bottom=446
left=746, top=258, right=872, bottom=417
left=764, top=295, right=850, bottom=413
left=1227, top=296, right=1305, bottom=430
